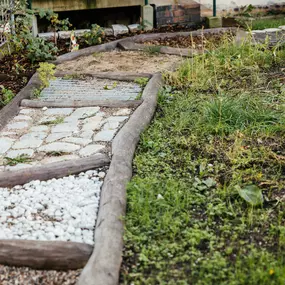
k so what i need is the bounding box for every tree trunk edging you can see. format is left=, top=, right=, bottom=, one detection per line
left=77, top=73, right=163, bottom=285
left=0, top=73, right=41, bottom=131
left=0, top=240, right=93, bottom=270
left=0, top=154, right=110, bottom=188
left=21, top=99, right=143, bottom=109
left=54, top=71, right=153, bottom=81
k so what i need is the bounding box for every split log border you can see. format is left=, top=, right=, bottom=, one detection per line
left=78, top=73, right=163, bottom=285
left=21, top=99, right=143, bottom=109
left=54, top=71, right=153, bottom=81
left=0, top=240, right=93, bottom=270
left=0, top=73, right=41, bottom=131
left=0, top=153, right=110, bottom=188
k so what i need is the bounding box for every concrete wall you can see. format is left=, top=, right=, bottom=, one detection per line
left=197, top=0, right=285, bottom=16
left=32, top=0, right=144, bottom=11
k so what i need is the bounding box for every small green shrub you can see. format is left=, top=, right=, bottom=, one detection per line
left=83, top=24, right=104, bottom=46
left=0, top=87, right=15, bottom=106
left=37, top=62, right=56, bottom=89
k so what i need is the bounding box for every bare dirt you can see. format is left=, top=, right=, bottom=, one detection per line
left=56, top=50, right=183, bottom=74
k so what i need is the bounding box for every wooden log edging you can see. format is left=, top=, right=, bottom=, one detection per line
left=118, top=40, right=203, bottom=57
left=21, top=99, right=143, bottom=109
left=78, top=73, right=163, bottom=285
left=0, top=73, right=41, bottom=131
left=0, top=153, right=110, bottom=188
left=54, top=71, right=153, bottom=81
left=0, top=240, right=93, bottom=270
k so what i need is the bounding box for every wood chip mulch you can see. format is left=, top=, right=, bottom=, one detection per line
left=0, top=265, right=81, bottom=285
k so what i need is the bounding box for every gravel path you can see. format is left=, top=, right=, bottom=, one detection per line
left=0, top=169, right=107, bottom=244
left=0, top=265, right=81, bottom=285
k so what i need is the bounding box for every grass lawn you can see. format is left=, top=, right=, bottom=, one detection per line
left=121, top=35, right=285, bottom=284
left=250, top=18, right=285, bottom=30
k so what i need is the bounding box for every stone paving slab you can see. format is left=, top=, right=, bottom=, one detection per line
left=38, top=78, right=142, bottom=102
left=0, top=107, right=132, bottom=172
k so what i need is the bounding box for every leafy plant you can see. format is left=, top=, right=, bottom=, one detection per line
left=38, top=62, right=56, bottom=88
left=134, top=77, right=149, bottom=88
left=38, top=9, right=72, bottom=45
left=0, top=86, right=15, bottom=105
left=83, top=24, right=104, bottom=46
left=46, top=151, right=70, bottom=156
left=4, top=155, right=32, bottom=166
left=236, top=184, right=264, bottom=206
left=144, top=45, right=162, bottom=55
left=6, top=9, right=58, bottom=62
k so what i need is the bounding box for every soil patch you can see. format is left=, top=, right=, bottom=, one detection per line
left=57, top=50, right=182, bottom=74
left=143, top=32, right=232, bottom=49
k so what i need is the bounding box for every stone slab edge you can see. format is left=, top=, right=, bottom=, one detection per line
left=0, top=239, right=93, bottom=270
left=77, top=73, right=163, bottom=285
left=0, top=73, right=41, bottom=131
left=54, top=27, right=237, bottom=64
left=0, top=153, right=110, bottom=188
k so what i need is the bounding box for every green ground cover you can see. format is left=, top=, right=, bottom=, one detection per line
left=121, top=35, right=285, bottom=284
left=250, top=18, right=285, bottom=30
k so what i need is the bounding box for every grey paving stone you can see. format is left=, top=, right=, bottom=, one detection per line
left=38, top=142, right=81, bottom=152
left=61, top=137, right=92, bottom=146
left=113, top=108, right=132, bottom=116
left=79, top=131, right=94, bottom=139
left=102, top=121, right=120, bottom=130
left=69, top=107, right=100, bottom=119
left=30, top=126, right=49, bottom=132
left=19, top=109, right=34, bottom=115
left=105, top=116, right=128, bottom=123
left=20, top=132, right=47, bottom=140
left=93, top=130, right=117, bottom=142
left=13, top=138, right=43, bottom=149
left=79, top=145, right=105, bottom=157
left=0, top=138, right=15, bottom=154
left=46, top=132, right=73, bottom=143
left=44, top=108, right=74, bottom=116
left=6, top=121, right=30, bottom=130
left=51, top=123, right=78, bottom=133
left=1, top=132, right=17, bottom=137
left=6, top=149, right=34, bottom=158
left=82, top=116, right=103, bottom=131
left=13, top=115, right=33, bottom=121
left=39, top=116, right=62, bottom=124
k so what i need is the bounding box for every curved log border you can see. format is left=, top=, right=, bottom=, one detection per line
left=78, top=73, right=163, bottom=285
left=0, top=153, right=110, bottom=188
left=0, top=240, right=93, bottom=270
left=54, top=71, right=153, bottom=81
left=0, top=74, right=41, bottom=131
left=21, top=99, right=143, bottom=109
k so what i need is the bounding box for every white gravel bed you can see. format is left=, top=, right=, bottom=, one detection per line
left=0, top=169, right=107, bottom=245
